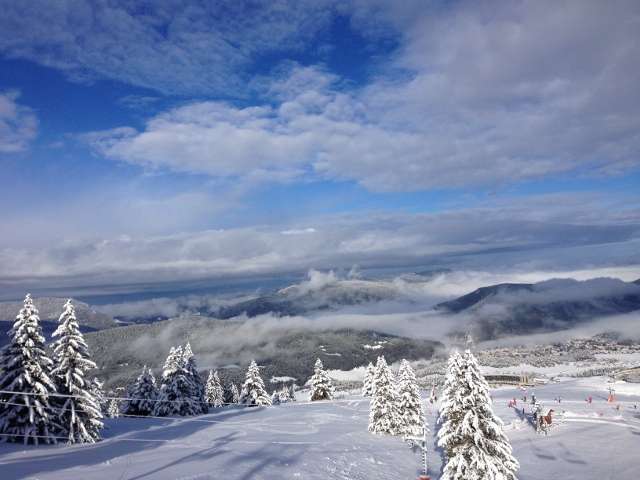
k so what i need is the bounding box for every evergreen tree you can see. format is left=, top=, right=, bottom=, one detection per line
left=437, top=350, right=519, bottom=480
left=107, top=398, right=120, bottom=418
left=205, top=370, right=224, bottom=408
left=362, top=362, right=375, bottom=396
left=183, top=343, right=207, bottom=414
left=0, top=294, right=59, bottom=444
left=89, top=377, right=107, bottom=415
left=231, top=384, right=240, bottom=404
left=222, top=381, right=234, bottom=405
left=397, top=359, right=425, bottom=436
left=239, top=360, right=271, bottom=406
left=288, top=384, right=297, bottom=402
left=368, top=356, right=402, bottom=435
left=121, top=366, right=158, bottom=416
left=153, top=346, right=201, bottom=416
left=278, top=386, right=293, bottom=403
left=270, top=390, right=281, bottom=405
left=309, top=358, right=335, bottom=401
left=51, top=299, right=103, bottom=443
left=438, top=351, right=465, bottom=421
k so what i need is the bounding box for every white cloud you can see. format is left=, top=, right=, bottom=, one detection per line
left=3, top=2, right=637, bottom=190
left=0, top=193, right=638, bottom=290
left=0, top=0, right=338, bottom=96
left=0, top=90, right=37, bottom=152
left=84, top=0, right=640, bottom=191
left=281, top=228, right=316, bottom=235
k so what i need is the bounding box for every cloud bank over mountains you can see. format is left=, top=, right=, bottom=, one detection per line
left=1, top=195, right=639, bottom=291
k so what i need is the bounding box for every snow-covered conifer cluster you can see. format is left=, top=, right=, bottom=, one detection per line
left=107, top=398, right=120, bottom=418
left=437, top=349, right=519, bottom=480
left=367, top=356, right=426, bottom=438
left=183, top=343, right=207, bottom=414
left=239, top=360, right=271, bottom=406
left=121, top=366, right=158, bottom=416
left=153, top=344, right=206, bottom=416
left=205, top=370, right=224, bottom=408
left=0, top=296, right=103, bottom=444
left=309, top=358, right=335, bottom=401
left=368, top=356, right=403, bottom=435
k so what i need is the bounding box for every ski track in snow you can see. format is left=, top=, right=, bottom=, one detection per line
left=0, top=377, right=639, bottom=479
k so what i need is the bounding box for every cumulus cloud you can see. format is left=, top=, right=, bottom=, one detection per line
left=0, top=90, right=37, bottom=152
left=82, top=1, right=640, bottom=190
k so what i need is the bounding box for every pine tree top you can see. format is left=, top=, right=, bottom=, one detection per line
left=183, top=342, right=194, bottom=362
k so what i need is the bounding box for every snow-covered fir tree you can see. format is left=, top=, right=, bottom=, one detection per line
left=89, top=377, right=107, bottom=415
left=362, top=362, right=375, bottom=397
left=309, top=358, right=335, bottom=401
left=222, top=382, right=237, bottom=405
left=51, top=299, right=103, bottom=443
left=107, top=398, right=120, bottom=418
left=239, top=360, right=271, bottom=406
left=270, top=390, right=281, bottom=405
left=0, top=294, right=59, bottom=444
left=231, top=384, right=240, bottom=404
left=438, top=351, right=465, bottom=418
left=278, top=387, right=293, bottom=403
left=368, top=356, right=402, bottom=435
left=205, top=370, right=224, bottom=408
left=183, top=343, right=207, bottom=414
left=397, top=359, right=425, bottom=436
left=153, top=346, right=202, bottom=416
left=288, top=384, right=297, bottom=401
left=121, top=366, right=158, bottom=416
left=437, top=350, right=519, bottom=480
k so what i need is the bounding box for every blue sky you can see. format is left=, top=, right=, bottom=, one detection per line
left=0, top=0, right=639, bottom=292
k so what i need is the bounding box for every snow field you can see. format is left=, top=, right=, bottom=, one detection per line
left=0, top=376, right=639, bottom=479
left=0, top=398, right=423, bottom=480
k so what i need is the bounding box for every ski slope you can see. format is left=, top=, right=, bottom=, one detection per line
left=0, top=377, right=639, bottom=479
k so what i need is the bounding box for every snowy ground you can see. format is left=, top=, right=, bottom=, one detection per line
left=1, top=377, right=639, bottom=479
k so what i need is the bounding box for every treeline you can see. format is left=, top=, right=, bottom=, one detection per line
left=363, top=351, right=520, bottom=479
left=0, top=295, right=341, bottom=446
